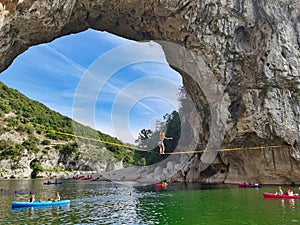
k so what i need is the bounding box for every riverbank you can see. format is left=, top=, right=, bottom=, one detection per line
left=1, top=166, right=298, bottom=187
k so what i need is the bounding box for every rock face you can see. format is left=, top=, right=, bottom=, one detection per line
left=0, top=0, right=299, bottom=184
left=0, top=130, right=123, bottom=179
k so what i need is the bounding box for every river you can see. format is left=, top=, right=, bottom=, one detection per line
left=1, top=179, right=300, bottom=224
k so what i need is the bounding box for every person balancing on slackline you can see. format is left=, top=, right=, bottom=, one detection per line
left=158, top=130, right=173, bottom=155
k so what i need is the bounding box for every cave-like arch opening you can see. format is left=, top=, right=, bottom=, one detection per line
left=0, top=29, right=185, bottom=143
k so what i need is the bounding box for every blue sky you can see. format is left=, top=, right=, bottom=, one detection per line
left=0, top=29, right=182, bottom=143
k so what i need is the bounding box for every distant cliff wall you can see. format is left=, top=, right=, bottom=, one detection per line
left=0, top=0, right=299, bottom=184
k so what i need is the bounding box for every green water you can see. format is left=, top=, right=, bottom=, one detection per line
left=138, top=188, right=299, bottom=225
left=1, top=180, right=300, bottom=224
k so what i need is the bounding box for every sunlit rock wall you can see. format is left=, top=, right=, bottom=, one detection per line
left=0, top=0, right=299, bottom=184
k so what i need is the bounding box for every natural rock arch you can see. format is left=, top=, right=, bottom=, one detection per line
left=1, top=0, right=299, bottom=184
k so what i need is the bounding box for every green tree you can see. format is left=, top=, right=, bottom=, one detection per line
left=134, top=110, right=181, bottom=165
left=135, top=129, right=153, bottom=148
left=59, top=142, right=79, bottom=158
left=30, top=160, right=44, bottom=178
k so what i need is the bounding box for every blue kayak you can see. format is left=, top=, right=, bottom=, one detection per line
left=12, top=200, right=70, bottom=208
left=43, top=181, right=62, bottom=185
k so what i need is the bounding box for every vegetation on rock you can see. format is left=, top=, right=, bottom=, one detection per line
left=0, top=81, right=134, bottom=170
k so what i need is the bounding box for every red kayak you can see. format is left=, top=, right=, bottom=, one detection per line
left=155, top=183, right=168, bottom=188
left=238, top=183, right=261, bottom=188
left=263, top=192, right=300, bottom=199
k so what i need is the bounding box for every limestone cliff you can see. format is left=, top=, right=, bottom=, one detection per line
left=0, top=0, right=299, bottom=184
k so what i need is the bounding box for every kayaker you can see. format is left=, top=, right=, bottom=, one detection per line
left=286, top=189, right=294, bottom=196
left=29, top=193, right=36, bottom=202
left=276, top=186, right=283, bottom=195
left=158, top=130, right=173, bottom=155
left=54, top=192, right=60, bottom=201
left=162, top=181, right=168, bottom=187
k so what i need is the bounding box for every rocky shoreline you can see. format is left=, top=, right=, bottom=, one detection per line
left=2, top=165, right=297, bottom=187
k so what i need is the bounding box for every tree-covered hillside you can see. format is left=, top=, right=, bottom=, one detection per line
left=0, top=81, right=134, bottom=167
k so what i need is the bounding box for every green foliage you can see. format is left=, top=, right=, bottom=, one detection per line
left=30, top=160, right=44, bottom=178
left=0, top=139, right=11, bottom=151
left=0, top=81, right=133, bottom=165
left=135, top=129, right=153, bottom=149
left=22, top=140, right=39, bottom=152
left=42, top=148, right=49, bottom=154
left=122, top=150, right=135, bottom=166
left=16, top=124, right=34, bottom=134
left=134, top=86, right=194, bottom=165
left=41, top=139, right=51, bottom=145
left=4, top=117, right=19, bottom=129
left=59, top=142, right=79, bottom=159
left=30, top=160, right=44, bottom=172
left=137, top=157, right=146, bottom=166
left=73, top=123, right=135, bottom=164
left=22, top=135, right=40, bottom=153
left=46, top=166, right=62, bottom=172
left=54, top=144, right=61, bottom=150
left=0, top=81, right=74, bottom=140
left=0, top=140, right=24, bottom=160
left=135, top=110, right=181, bottom=165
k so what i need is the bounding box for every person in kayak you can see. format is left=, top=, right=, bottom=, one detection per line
left=29, top=193, right=36, bottom=202
left=54, top=192, right=60, bottom=201
left=286, top=189, right=294, bottom=196
left=275, top=186, right=284, bottom=195
left=158, top=130, right=173, bottom=155
left=162, top=180, right=168, bottom=187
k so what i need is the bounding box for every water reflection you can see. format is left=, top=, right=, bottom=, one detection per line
left=281, top=199, right=296, bottom=209
left=264, top=198, right=297, bottom=209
